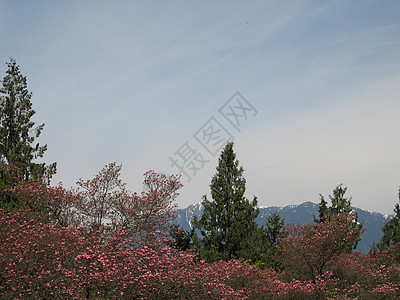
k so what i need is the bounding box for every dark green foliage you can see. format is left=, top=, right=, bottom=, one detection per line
left=235, top=226, right=270, bottom=269
left=314, top=195, right=328, bottom=223
left=330, top=184, right=352, bottom=214
left=258, top=212, right=285, bottom=269
left=314, top=184, right=364, bottom=252
left=375, top=187, right=400, bottom=251
left=0, top=163, right=25, bottom=209
left=193, top=142, right=261, bottom=262
left=169, top=224, right=195, bottom=251
left=0, top=58, right=56, bottom=208
left=265, top=212, right=285, bottom=246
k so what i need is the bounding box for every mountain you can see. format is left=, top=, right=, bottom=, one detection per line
left=172, top=201, right=392, bottom=254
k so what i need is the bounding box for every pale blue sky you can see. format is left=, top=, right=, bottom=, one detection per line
left=1, top=1, right=399, bottom=214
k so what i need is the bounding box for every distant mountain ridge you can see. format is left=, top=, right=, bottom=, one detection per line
left=172, top=201, right=392, bottom=254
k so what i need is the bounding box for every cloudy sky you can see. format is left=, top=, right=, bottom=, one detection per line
left=1, top=1, right=399, bottom=214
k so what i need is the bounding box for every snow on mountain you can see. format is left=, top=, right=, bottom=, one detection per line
left=172, top=201, right=393, bottom=254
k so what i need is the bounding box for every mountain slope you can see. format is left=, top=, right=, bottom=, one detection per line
left=172, top=201, right=391, bottom=254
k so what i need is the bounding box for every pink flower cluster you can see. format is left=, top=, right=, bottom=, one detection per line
left=277, top=213, right=364, bottom=282
left=0, top=209, right=326, bottom=299
left=2, top=207, right=400, bottom=299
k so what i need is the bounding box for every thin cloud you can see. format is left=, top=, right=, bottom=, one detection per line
left=1, top=1, right=399, bottom=214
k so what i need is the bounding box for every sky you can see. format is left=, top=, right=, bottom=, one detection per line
left=1, top=1, right=399, bottom=214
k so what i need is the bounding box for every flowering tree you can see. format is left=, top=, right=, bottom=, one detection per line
left=278, top=213, right=365, bottom=282
left=6, top=177, right=81, bottom=227
left=75, top=164, right=182, bottom=246
left=8, top=163, right=182, bottom=245
left=74, top=162, right=128, bottom=231
left=1, top=163, right=185, bottom=297
left=110, top=170, right=181, bottom=233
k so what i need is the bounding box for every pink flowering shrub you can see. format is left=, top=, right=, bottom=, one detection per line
left=0, top=207, right=332, bottom=299
left=0, top=207, right=341, bottom=300
left=9, top=163, right=182, bottom=245
left=2, top=163, right=400, bottom=298
left=278, top=213, right=364, bottom=282
left=327, top=248, right=400, bottom=298
left=0, top=209, right=94, bottom=298
left=2, top=206, right=400, bottom=299
left=6, top=179, right=81, bottom=227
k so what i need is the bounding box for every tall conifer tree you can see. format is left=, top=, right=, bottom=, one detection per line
left=193, top=142, right=260, bottom=262
left=314, top=195, right=329, bottom=223
left=376, top=187, right=400, bottom=251
left=0, top=58, right=56, bottom=207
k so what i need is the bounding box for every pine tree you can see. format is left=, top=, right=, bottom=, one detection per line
left=265, top=212, right=284, bottom=247
left=314, top=184, right=363, bottom=251
left=193, top=142, right=260, bottom=262
left=376, top=187, right=400, bottom=251
left=314, top=194, right=329, bottom=223
left=0, top=58, right=56, bottom=208
left=330, top=184, right=352, bottom=214
left=263, top=212, right=285, bottom=269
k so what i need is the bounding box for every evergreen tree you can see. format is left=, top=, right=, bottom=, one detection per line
left=314, top=194, right=328, bottom=223
left=376, top=187, right=400, bottom=251
left=169, top=224, right=195, bottom=251
left=330, top=184, right=352, bottom=214
left=239, top=227, right=268, bottom=268
left=0, top=58, right=56, bottom=208
left=263, top=212, right=285, bottom=269
left=265, top=212, right=285, bottom=247
left=314, top=184, right=363, bottom=251
left=193, top=142, right=260, bottom=262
